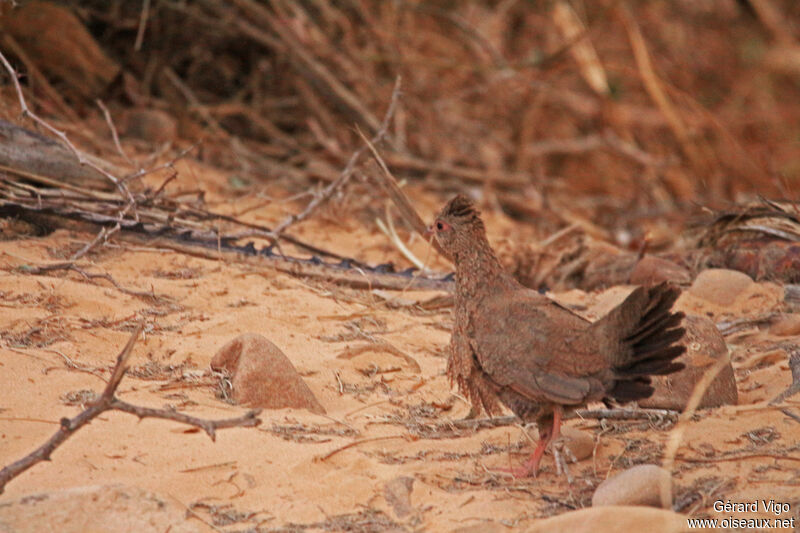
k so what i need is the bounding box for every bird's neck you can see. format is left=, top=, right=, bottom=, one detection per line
left=453, top=235, right=512, bottom=297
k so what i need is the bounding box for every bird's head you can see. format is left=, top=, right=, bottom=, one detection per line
left=427, top=194, right=487, bottom=258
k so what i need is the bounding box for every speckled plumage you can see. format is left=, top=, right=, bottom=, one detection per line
left=431, top=195, right=687, bottom=476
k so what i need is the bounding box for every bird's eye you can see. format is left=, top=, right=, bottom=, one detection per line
left=436, top=222, right=444, bottom=231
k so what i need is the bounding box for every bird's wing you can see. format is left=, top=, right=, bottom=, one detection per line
left=471, top=288, right=609, bottom=405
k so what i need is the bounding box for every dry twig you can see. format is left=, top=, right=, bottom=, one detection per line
left=96, top=99, right=133, bottom=166
left=17, top=261, right=161, bottom=301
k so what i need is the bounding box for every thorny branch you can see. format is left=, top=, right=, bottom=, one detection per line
left=0, top=323, right=262, bottom=494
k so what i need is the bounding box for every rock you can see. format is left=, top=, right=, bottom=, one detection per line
left=211, top=333, right=325, bottom=414
left=525, top=505, right=686, bottom=533
left=640, top=315, right=738, bottom=410
left=769, top=314, right=800, bottom=337
left=0, top=484, right=203, bottom=533
left=1, top=2, right=119, bottom=99
left=384, top=477, right=415, bottom=519
left=592, top=465, right=672, bottom=508
left=560, top=426, right=594, bottom=461
left=689, top=268, right=754, bottom=306
left=629, top=256, right=692, bottom=286
left=122, top=109, right=178, bottom=144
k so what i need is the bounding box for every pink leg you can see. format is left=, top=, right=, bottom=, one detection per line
left=494, top=407, right=563, bottom=478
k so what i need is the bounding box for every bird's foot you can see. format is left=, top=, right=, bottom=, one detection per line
left=551, top=437, right=576, bottom=484
left=490, top=447, right=544, bottom=479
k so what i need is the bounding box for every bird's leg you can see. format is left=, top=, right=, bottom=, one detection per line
left=492, top=409, right=561, bottom=478
left=514, top=424, right=550, bottom=477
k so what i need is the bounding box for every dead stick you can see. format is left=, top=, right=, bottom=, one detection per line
left=676, top=452, right=800, bottom=464
left=96, top=99, right=133, bottom=166
left=70, top=223, right=120, bottom=262
left=314, top=435, right=407, bottom=462
left=109, top=400, right=261, bottom=441
left=359, top=135, right=447, bottom=260
left=134, top=0, right=152, bottom=51
left=18, top=262, right=160, bottom=301
left=571, top=407, right=678, bottom=421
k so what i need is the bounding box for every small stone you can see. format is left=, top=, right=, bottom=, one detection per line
left=525, top=505, right=686, bottom=533
left=0, top=484, right=197, bottom=533
left=211, top=333, right=325, bottom=414
left=560, top=426, right=594, bottom=461
left=640, top=315, right=738, bottom=410
left=689, top=268, right=754, bottom=306
left=592, top=465, right=672, bottom=508
left=629, top=256, right=692, bottom=286
left=769, top=314, right=800, bottom=337
left=122, top=109, right=178, bottom=144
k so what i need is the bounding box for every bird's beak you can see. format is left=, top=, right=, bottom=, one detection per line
left=424, top=225, right=434, bottom=238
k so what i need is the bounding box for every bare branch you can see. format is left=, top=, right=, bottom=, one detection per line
left=18, top=262, right=161, bottom=301
left=69, top=223, right=120, bottom=262
left=110, top=400, right=262, bottom=441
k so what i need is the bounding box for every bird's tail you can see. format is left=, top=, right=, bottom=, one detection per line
left=598, top=282, right=686, bottom=403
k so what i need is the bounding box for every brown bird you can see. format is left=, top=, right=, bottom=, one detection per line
left=429, top=195, right=686, bottom=477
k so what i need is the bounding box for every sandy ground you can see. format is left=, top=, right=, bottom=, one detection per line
left=1, top=162, right=800, bottom=532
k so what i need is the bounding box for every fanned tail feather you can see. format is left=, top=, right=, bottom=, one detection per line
left=602, top=282, right=687, bottom=403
